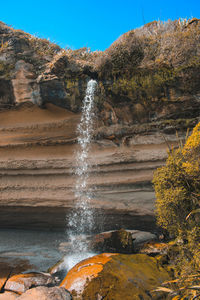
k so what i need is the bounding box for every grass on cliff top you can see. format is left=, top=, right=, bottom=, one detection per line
left=0, top=21, right=61, bottom=58
left=96, top=18, right=200, bottom=78
left=1, top=18, right=200, bottom=72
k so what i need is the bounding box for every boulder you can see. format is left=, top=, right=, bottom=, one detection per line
left=131, top=230, right=157, bottom=249
left=60, top=253, right=117, bottom=294
left=60, top=253, right=171, bottom=299
left=4, top=272, right=55, bottom=294
left=91, top=229, right=134, bottom=253
left=0, top=291, right=19, bottom=299
left=88, top=229, right=156, bottom=253
left=0, top=260, right=37, bottom=292
left=17, top=286, right=72, bottom=300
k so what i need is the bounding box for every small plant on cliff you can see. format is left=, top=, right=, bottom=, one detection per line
left=153, top=122, right=200, bottom=299
left=0, top=39, right=9, bottom=53
left=28, top=35, right=60, bottom=57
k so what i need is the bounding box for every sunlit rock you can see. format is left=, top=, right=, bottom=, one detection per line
left=17, top=286, right=72, bottom=300
left=4, top=272, right=55, bottom=294
left=60, top=253, right=171, bottom=299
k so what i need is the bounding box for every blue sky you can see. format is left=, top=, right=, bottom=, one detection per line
left=0, top=0, right=199, bottom=51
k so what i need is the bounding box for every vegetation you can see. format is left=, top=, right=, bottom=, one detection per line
left=28, top=35, right=61, bottom=57
left=0, top=39, right=9, bottom=53
left=0, top=62, right=13, bottom=79
left=92, top=18, right=200, bottom=113
left=81, top=254, right=170, bottom=300
left=153, top=122, right=200, bottom=299
left=97, top=18, right=200, bottom=76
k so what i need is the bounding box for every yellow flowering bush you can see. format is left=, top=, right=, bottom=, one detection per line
left=153, top=122, right=200, bottom=239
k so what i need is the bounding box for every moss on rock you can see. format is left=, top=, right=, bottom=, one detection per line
left=81, top=254, right=170, bottom=300
left=61, top=253, right=171, bottom=300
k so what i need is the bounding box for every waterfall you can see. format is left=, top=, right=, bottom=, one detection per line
left=65, top=79, right=97, bottom=270
left=73, top=79, right=97, bottom=236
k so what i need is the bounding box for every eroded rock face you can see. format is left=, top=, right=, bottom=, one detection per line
left=12, top=60, right=41, bottom=105
left=0, top=79, right=15, bottom=108
left=60, top=253, right=171, bottom=299
left=38, top=74, right=74, bottom=110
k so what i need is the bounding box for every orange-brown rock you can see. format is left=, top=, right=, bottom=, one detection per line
left=139, top=242, right=169, bottom=255
left=0, top=259, right=35, bottom=293
left=4, top=272, right=55, bottom=294
left=60, top=253, right=171, bottom=299
left=0, top=262, right=11, bottom=292
left=60, top=253, right=117, bottom=294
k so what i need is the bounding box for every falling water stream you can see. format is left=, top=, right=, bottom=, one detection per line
left=65, top=79, right=97, bottom=270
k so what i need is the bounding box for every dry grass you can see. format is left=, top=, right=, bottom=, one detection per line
left=95, top=18, right=200, bottom=78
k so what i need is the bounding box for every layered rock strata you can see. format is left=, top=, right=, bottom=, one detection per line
left=0, top=101, right=195, bottom=231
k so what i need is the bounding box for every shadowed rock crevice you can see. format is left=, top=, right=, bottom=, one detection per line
left=0, top=79, right=15, bottom=108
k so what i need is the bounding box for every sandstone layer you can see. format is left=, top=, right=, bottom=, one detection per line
left=0, top=101, right=192, bottom=232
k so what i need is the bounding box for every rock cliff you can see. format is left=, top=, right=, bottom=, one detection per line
left=0, top=19, right=200, bottom=231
